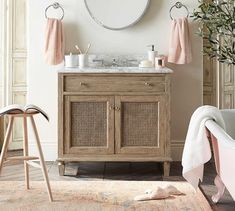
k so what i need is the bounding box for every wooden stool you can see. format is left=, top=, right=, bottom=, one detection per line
left=0, top=110, right=53, bottom=202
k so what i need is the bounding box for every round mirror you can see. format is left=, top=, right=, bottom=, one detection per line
left=84, top=0, right=150, bottom=30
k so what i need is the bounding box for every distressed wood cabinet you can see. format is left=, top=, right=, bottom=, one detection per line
left=58, top=72, right=172, bottom=176
left=64, top=95, right=115, bottom=155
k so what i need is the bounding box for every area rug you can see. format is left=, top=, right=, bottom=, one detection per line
left=0, top=181, right=212, bottom=211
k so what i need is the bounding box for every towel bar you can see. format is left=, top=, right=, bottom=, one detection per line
left=45, top=2, right=64, bottom=20
left=169, top=2, right=189, bottom=20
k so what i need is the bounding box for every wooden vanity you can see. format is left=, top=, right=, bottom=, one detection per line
left=58, top=68, right=172, bottom=176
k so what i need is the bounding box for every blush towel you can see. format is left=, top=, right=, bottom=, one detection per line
left=182, top=106, right=225, bottom=189
left=168, top=18, right=192, bottom=64
left=44, top=18, right=64, bottom=65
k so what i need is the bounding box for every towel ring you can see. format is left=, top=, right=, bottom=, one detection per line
left=169, top=2, right=189, bottom=20
left=45, top=2, right=64, bottom=20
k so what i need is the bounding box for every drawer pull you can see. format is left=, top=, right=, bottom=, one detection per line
left=144, top=82, right=152, bottom=87
left=80, top=82, right=86, bottom=86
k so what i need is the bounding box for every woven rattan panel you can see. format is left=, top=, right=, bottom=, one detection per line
left=71, top=102, right=107, bottom=147
left=121, top=102, right=159, bottom=147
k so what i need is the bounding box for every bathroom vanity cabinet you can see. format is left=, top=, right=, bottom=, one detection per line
left=58, top=70, right=172, bottom=176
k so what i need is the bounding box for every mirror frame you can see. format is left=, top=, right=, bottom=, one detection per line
left=84, top=0, right=150, bottom=30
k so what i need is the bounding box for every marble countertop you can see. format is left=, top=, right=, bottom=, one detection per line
left=59, top=66, right=173, bottom=74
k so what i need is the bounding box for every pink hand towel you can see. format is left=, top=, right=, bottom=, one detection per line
left=168, top=18, right=192, bottom=64
left=44, top=18, right=64, bottom=65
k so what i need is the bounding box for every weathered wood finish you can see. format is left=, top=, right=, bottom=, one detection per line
left=219, top=63, right=235, bottom=109
left=58, top=73, right=172, bottom=176
left=163, top=161, right=170, bottom=177
left=115, top=95, right=166, bottom=155
left=64, top=75, right=166, bottom=93
left=203, top=35, right=235, bottom=109
left=203, top=53, right=217, bottom=106
left=203, top=57, right=235, bottom=109
left=58, top=161, right=65, bottom=176
left=64, top=95, right=115, bottom=155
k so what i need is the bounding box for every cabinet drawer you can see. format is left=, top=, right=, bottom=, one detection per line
left=63, top=75, right=166, bottom=93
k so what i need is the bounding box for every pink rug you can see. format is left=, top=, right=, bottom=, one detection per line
left=0, top=181, right=212, bottom=211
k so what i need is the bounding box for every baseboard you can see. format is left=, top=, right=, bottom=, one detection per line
left=29, top=140, right=185, bottom=162
left=28, top=141, right=58, bottom=161
left=171, top=140, right=185, bottom=161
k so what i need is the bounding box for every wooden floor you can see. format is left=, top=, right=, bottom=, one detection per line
left=0, top=151, right=234, bottom=211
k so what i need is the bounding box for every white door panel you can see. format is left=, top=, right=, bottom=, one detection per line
left=0, top=0, right=27, bottom=150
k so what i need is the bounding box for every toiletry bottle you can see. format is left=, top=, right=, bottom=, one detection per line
left=147, top=45, right=158, bottom=67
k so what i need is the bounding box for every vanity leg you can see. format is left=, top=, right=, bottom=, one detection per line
left=163, top=162, right=170, bottom=177
left=58, top=161, right=65, bottom=176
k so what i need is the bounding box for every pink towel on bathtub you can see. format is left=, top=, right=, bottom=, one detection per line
left=182, top=106, right=225, bottom=190
left=168, top=18, right=192, bottom=64
left=44, top=18, right=64, bottom=65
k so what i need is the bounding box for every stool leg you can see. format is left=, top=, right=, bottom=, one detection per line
left=23, top=116, right=29, bottom=189
left=0, top=116, right=14, bottom=175
left=30, top=116, right=53, bottom=202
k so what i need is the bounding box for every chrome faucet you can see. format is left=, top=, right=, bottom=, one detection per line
left=111, top=58, right=119, bottom=67
left=92, top=59, right=104, bottom=66
left=126, top=59, right=138, bottom=67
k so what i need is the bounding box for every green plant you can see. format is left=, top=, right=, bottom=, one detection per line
left=192, top=0, right=235, bottom=65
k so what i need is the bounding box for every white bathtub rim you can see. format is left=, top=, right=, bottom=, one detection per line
left=205, top=120, right=235, bottom=149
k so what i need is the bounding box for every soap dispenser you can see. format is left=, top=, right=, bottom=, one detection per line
left=147, top=45, right=158, bottom=67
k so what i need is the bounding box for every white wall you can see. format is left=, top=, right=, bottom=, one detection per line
left=28, top=0, right=202, bottom=161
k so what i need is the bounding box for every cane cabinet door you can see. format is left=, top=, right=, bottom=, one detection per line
left=64, top=95, right=115, bottom=155
left=115, top=96, right=167, bottom=156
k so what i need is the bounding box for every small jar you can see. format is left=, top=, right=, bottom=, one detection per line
left=155, top=55, right=165, bottom=69
left=64, top=53, right=78, bottom=68
left=78, top=54, right=88, bottom=68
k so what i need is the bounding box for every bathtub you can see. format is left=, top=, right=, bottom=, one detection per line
left=205, top=109, right=235, bottom=203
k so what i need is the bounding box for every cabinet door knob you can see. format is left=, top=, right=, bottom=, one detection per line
left=115, top=106, right=120, bottom=111
left=109, top=106, right=115, bottom=110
